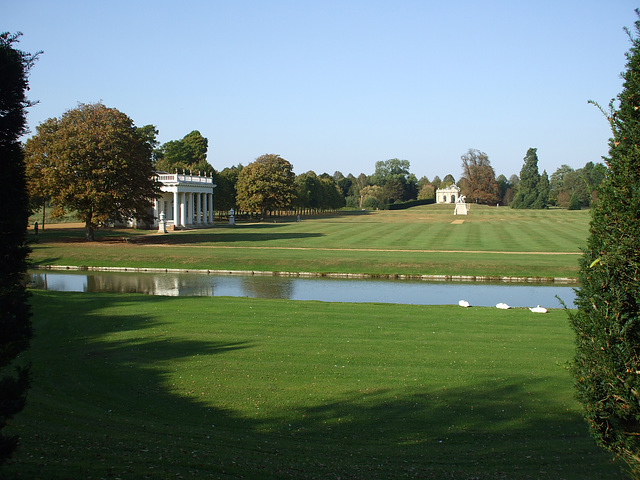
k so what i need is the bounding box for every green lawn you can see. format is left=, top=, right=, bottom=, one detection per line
left=29, top=205, right=590, bottom=279
left=4, top=291, right=624, bottom=479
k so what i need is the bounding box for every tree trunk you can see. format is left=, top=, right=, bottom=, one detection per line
left=85, top=222, right=95, bottom=241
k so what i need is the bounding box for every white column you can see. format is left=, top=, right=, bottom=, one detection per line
left=208, top=193, right=213, bottom=223
left=187, top=193, right=193, bottom=225
left=179, top=192, right=186, bottom=227
left=196, top=193, right=202, bottom=224
left=173, top=191, right=180, bottom=227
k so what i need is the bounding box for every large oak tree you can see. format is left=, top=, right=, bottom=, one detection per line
left=235, top=154, right=295, bottom=218
left=25, top=103, right=160, bottom=240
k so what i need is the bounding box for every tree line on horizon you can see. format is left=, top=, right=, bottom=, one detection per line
left=152, top=129, right=605, bottom=213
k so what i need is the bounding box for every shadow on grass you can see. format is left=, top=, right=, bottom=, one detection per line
left=134, top=226, right=325, bottom=246
left=29, top=222, right=326, bottom=247
left=4, top=292, right=626, bottom=480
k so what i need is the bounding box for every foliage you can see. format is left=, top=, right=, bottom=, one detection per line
left=370, top=158, right=418, bottom=204
left=568, top=193, right=581, bottom=210
left=0, top=31, right=38, bottom=466
left=441, top=174, right=456, bottom=186
left=359, top=184, right=386, bottom=209
left=458, top=149, right=499, bottom=205
left=417, top=183, right=435, bottom=200
left=213, top=165, right=241, bottom=212
left=550, top=162, right=606, bottom=208
left=154, top=130, right=213, bottom=175
left=235, top=154, right=295, bottom=217
left=24, top=103, right=160, bottom=240
left=510, top=148, right=549, bottom=209
left=496, top=174, right=514, bottom=205
left=569, top=11, right=640, bottom=476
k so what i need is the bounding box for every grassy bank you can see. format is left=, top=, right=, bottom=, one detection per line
left=28, top=205, right=590, bottom=279
left=4, top=291, right=623, bottom=479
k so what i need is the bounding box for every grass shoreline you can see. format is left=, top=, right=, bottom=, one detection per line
left=31, top=263, right=580, bottom=284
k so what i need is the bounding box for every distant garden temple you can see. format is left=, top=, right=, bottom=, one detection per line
left=436, top=185, right=460, bottom=204
left=153, top=172, right=216, bottom=230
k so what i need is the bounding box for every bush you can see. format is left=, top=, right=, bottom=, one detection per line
left=568, top=11, right=640, bottom=476
left=568, top=193, right=581, bottom=210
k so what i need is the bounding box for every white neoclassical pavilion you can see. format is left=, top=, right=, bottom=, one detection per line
left=436, top=185, right=461, bottom=204
left=153, top=172, right=216, bottom=229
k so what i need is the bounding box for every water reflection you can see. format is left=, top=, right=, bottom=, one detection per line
left=29, top=270, right=577, bottom=308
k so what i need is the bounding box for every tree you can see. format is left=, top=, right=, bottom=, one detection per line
left=569, top=12, right=640, bottom=476
left=235, top=154, right=295, bottom=217
left=155, top=130, right=213, bottom=175
left=359, top=185, right=385, bottom=209
left=295, top=171, right=323, bottom=212
left=549, top=164, right=574, bottom=205
left=442, top=174, right=456, bottom=186
left=417, top=183, right=435, bottom=200
left=371, top=158, right=416, bottom=203
left=318, top=174, right=345, bottom=210
left=214, top=165, right=242, bottom=213
left=346, top=173, right=369, bottom=208
left=0, top=32, right=39, bottom=465
left=496, top=174, right=511, bottom=205
left=25, top=103, right=160, bottom=240
left=510, top=148, right=548, bottom=209
left=459, top=149, right=499, bottom=205
left=550, top=162, right=606, bottom=208
left=568, top=192, right=581, bottom=210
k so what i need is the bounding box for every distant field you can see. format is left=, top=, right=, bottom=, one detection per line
left=3, top=291, right=624, bottom=479
left=29, top=205, right=590, bottom=279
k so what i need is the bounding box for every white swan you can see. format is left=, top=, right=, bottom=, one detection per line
left=496, top=303, right=510, bottom=309
left=458, top=300, right=470, bottom=308
left=529, top=305, right=547, bottom=313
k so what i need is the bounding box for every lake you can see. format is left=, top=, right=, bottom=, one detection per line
left=29, top=270, right=578, bottom=309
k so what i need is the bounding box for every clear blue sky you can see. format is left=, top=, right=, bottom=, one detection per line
left=5, top=0, right=638, bottom=181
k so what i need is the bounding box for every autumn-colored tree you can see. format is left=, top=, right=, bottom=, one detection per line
left=25, top=103, right=160, bottom=240
left=459, top=149, right=499, bottom=205
left=235, top=154, right=295, bottom=217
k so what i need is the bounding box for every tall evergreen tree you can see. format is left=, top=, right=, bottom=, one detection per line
left=569, top=11, right=640, bottom=476
left=511, top=147, right=548, bottom=209
left=0, top=32, right=39, bottom=465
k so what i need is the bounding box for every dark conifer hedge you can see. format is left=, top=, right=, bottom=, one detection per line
left=569, top=12, right=640, bottom=476
left=0, top=32, right=38, bottom=465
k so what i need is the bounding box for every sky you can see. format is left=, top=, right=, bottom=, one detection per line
left=4, top=0, right=639, bottom=181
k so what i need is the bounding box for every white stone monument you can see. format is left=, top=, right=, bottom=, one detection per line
left=229, top=208, right=236, bottom=225
left=158, top=211, right=167, bottom=233
left=454, top=195, right=468, bottom=215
